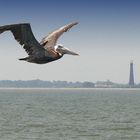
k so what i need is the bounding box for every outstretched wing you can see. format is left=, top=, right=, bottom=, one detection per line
left=0, top=23, right=44, bottom=55
left=40, top=22, right=78, bottom=49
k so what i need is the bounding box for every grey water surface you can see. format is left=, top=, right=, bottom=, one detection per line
left=0, top=88, right=140, bottom=140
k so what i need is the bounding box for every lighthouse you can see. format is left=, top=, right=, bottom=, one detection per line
left=128, top=61, right=135, bottom=87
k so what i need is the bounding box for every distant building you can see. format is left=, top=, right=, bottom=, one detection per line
left=95, top=80, right=115, bottom=88
left=128, top=61, right=135, bottom=87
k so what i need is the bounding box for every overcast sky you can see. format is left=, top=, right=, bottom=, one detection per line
left=0, top=0, right=140, bottom=83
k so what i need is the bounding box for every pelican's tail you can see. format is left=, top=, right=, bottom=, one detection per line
left=19, top=57, right=28, bottom=61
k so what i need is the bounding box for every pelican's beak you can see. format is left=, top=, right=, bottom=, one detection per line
left=64, top=48, right=79, bottom=56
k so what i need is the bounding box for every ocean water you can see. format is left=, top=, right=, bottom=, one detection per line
left=0, top=88, right=140, bottom=140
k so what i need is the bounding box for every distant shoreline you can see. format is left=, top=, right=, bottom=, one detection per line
left=0, top=87, right=140, bottom=90
left=0, top=79, right=139, bottom=88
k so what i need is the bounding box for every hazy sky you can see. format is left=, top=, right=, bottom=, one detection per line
left=0, top=0, right=140, bottom=83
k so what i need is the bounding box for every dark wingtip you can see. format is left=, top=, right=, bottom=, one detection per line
left=0, top=30, right=3, bottom=34
left=73, top=22, right=79, bottom=25
left=68, top=22, right=78, bottom=26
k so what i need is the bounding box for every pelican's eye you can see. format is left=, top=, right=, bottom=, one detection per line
left=58, top=45, right=63, bottom=48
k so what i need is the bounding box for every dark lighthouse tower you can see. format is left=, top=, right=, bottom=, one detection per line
left=129, top=61, right=135, bottom=87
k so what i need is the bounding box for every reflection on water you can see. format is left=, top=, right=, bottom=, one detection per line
left=0, top=88, right=140, bottom=140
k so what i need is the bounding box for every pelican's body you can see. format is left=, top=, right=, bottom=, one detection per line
left=0, top=22, right=78, bottom=64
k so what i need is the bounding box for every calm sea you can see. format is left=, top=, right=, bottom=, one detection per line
left=0, top=88, right=140, bottom=140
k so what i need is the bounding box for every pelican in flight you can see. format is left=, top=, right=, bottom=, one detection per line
left=0, top=22, right=79, bottom=64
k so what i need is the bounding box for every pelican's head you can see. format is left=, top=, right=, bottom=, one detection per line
left=55, top=44, right=79, bottom=56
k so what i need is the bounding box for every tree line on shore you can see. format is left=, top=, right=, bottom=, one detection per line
left=0, top=79, right=95, bottom=88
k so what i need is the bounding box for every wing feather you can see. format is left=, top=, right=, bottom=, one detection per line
left=0, top=23, right=44, bottom=55
left=40, top=22, right=78, bottom=49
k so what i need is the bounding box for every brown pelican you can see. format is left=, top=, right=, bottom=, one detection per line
left=0, top=22, right=79, bottom=64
